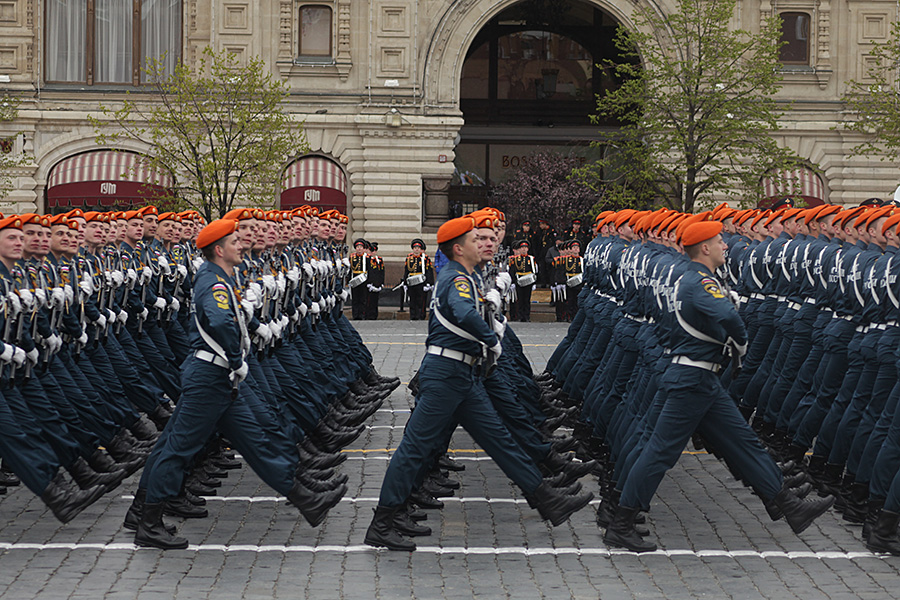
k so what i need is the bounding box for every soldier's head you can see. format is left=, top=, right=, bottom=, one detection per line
left=20, top=214, right=51, bottom=259
left=883, top=213, right=900, bottom=248
left=82, top=212, right=107, bottom=251
left=137, top=206, right=158, bottom=240
left=197, top=219, right=242, bottom=269
left=222, top=208, right=257, bottom=255
left=437, top=216, right=478, bottom=270
left=0, top=216, right=24, bottom=268
left=682, top=221, right=727, bottom=269
left=470, top=213, right=497, bottom=264
left=410, top=239, right=425, bottom=256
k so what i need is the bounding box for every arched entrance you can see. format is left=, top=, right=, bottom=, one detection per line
left=451, top=0, right=633, bottom=213
left=280, top=156, right=348, bottom=213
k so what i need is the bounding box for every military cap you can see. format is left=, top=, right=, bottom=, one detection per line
left=0, top=215, right=22, bottom=231
left=681, top=221, right=723, bottom=247
left=437, top=216, right=475, bottom=244
left=410, top=238, right=426, bottom=250
left=196, top=219, right=238, bottom=249
left=513, top=239, right=530, bottom=249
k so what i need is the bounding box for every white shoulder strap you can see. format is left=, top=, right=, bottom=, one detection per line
left=430, top=275, right=487, bottom=348
left=886, top=256, right=899, bottom=309
left=673, top=274, right=724, bottom=346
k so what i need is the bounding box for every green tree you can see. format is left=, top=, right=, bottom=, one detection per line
left=0, top=93, right=22, bottom=201
left=573, top=0, right=799, bottom=213
left=842, top=21, right=900, bottom=170
left=91, top=47, right=306, bottom=221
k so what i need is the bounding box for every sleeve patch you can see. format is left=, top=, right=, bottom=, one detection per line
left=700, top=277, right=725, bottom=299
left=454, top=279, right=471, bottom=293
left=212, top=283, right=228, bottom=291
left=213, top=290, right=230, bottom=308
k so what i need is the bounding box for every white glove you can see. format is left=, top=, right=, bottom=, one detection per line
left=496, top=272, right=512, bottom=296
left=254, top=322, right=273, bottom=343
left=311, top=301, right=321, bottom=315
left=484, top=289, right=502, bottom=312
left=126, top=268, right=138, bottom=284
left=153, top=297, right=167, bottom=311
left=192, top=256, right=204, bottom=271
left=176, top=264, right=188, bottom=279
left=246, top=282, right=263, bottom=308
left=117, top=310, right=129, bottom=324
left=268, top=319, right=282, bottom=338
left=262, top=275, right=277, bottom=295
left=26, top=347, right=40, bottom=365
left=302, top=263, right=314, bottom=279
left=157, top=255, right=171, bottom=274
left=0, top=343, right=13, bottom=363
left=373, top=286, right=383, bottom=292
left=241, top=300, right=256, bottom=319
left=140, top=307, right=149, bottom=320
left=492, top=315, right=507, bottom=340
left=280, top=315, right=289, bottom=330
left=319, top=298, right=328, bottom=312
left=94, top=314, right=107, bottom=329
left=18, top=289, right=35, bottom=310
left=342, top=258, right=350, bottom=269
left=317, top=261, right=328, bottom=276
left=76, top=332, right=88, bottom=347
left=169, top=298, right=181, bottom=313
left=423, top=284, right=434, bottom=293
left=286, top=267, right=300, bottom=285
left=50, top=287, right=65, bottom=309
left=229, top=360, right=249, bottom=383
left=290, top=310, right=301, bottom=324
left=105, top=309, right=116, bottom=322
left=141, top=266, right=153, bottom=284
left=11, top=346, right=26, bottom=367
left=299, top=302, right=308, bottom=318
left=276, top=273, right=286, bottom=294
left=64, top=285, right=74, bottom=304
left=79, top=279, right=93, bottom=296
left=6, top=292, right=20, bottom=314
left=367, top=284, right=376, bottom=292
left=46, top=334, right=62, bottom=354
left=33, top=288, right=46, bottom=307
left=726, top=336, right=748, bottom=357
left=489, top=342, right=503, bottom=359
left=340, top=289, right=350, bottom=302
left=728, top=290, right=741, bottom=308
left=112, top=270, right=124, bottom=286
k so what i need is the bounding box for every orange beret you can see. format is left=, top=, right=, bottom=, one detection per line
left=716, top=207, right=737, bottom=221
left=158, top=212, right=178, bottom=222
left=752, top=210, right=772, bottom=231
left=837, top=206, right=866, bottom=229
left=124, top=210, right=142, bottom=221
left=862, top=206, right=894, bottom=230
left=66, top=219, right=80, bottom=231
left=0, top=215, right=23, bottom=231
left=681, top=221, right=723, bottom=247
left=469, top=212, right=497, bottom=229
left=136, top=206, right=158, bottom=217
left=222, top=208, right=255, bottom=221
left=675, top=213, right=710, bottom=244
left=20, top=213, right=50, bottom=228
left=594, top=210, right=613, bottom=223
left=437, top=216, right=476, bottom=244
left=659, top=213, right=683, bottom=234
left=49, top=214, right=69, bottom=226
left=735, top=209, right=757, bottom=227
left=64, top=208, right=85, bottom=220
left=613, top=210, right=637, bottom=229
left=82, top=211, right=102, bottom=223
left=883, top=212, right=900, bottom=235
left=810, top=204, right=841, bottom=224
left=196, top=219, right=238, bottom=249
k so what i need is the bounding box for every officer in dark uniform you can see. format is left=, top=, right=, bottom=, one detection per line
left=509, top=240, right=537, bottom=322
left=562, top=240, right=583, bottom=321
left=132, top=219, right=346, bottom=550
left=404, top=239, right=434, bottom=320
left=348, top=239, right=369, bottom=320
left=605, top=220, right=835, bottom=553
left=365, top=242, right=384, bottom=320
left=364, top=216, right=591, bottom=551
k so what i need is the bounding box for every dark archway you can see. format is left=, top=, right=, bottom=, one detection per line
left=452, top=0, right=632, bottom=212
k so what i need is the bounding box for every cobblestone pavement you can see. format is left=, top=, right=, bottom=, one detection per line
left=1, top=321, right=899, bottom=600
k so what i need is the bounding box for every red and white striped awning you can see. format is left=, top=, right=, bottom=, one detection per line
left=280, top=156, right=347, bottom=212
left=761, top=168, right=825, bottom=207
left=47, top=150, right=174, bottom=208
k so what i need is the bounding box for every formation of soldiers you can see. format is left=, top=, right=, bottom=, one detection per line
left=0, top=203, right=399, bottom=549
left=541, top=199, right=900, bottom=555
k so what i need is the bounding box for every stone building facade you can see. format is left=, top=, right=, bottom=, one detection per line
left=0, top=0, right=899, bottom=268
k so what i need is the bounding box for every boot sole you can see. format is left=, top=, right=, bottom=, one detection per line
left=364, top=534, right=416, bottom=551
left=603, top=531, right=657, bottom=553
left=787, top=496, right=835, bottom=534
left=548, top=492, right=594, bottom=527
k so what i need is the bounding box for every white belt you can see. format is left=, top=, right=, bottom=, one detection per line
left=875, top=324, right=888, bottom=330
left=426, top=345, right=477, bottom=366
left=776, top=295, right=787, bottom=302
left=194, top=349, right=229, bottom=369
left=787, top=302, right=802, bottom=310
left=856, top=325, right=866, bottom=333
left=750, top=293, right=766, bottom=300
left=670, top=355, right=721, bottom=373
left=805, top=298, right=817, bottom=304
left=624, top=313, right=646, bottom=323
left=834, top=314, right=854, bottom=321
left=886, top=321, right=899, bottom=327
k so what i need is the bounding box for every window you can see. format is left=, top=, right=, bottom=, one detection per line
left=779, top=12, right=810, bottom=65
left=299, top=5, right=332, bottom=58
left=45, top=0, right=182, bottom=85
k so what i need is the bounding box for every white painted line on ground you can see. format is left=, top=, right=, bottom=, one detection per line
left=0, top=542, right=888, bottom=561
left=376, top=409, right=410, bottom=413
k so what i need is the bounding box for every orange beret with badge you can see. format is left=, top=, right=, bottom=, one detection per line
left=437, top=216, right=476, bottom=244
left=0, top=215, right=22, bottom=231
left=196, top=219, right=238, bottom=249
left=681, top=221, right=723, bottom=247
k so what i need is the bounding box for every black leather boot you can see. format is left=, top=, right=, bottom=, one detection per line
left=866, top=509, right=900, bottom=555
left=124, top=489, right=176, bottom=534
left=164, top=495, right=209, bottom=519
left=863, top=497, right=885, bottom=541
left=67, top=456, right=127, bottom=492
left=805, top=453, right=827, bottom=483
left=287, top=478, right=346, bottom=527
left=409, top=488, right=444, bottom=510
left=89, top=448, right=141, bottom=475
left=364, top=505, right=416, bottom=550
left=818, top=462, right=845, bottom=501
left=393, top=503, right=432, bottom=537
left=603, top=504, right=657, bottom=553
left=297, top=440, right=347, bottom=469
left=769, top=484, right=835, bottom=534
left=527, top=481, right=593, bottom=527
left=437, top=454, right=465, bottom=472
left=135, top=501, right=189, bottom=549
left=842, top=481, right=869, bottom=524
left=128, top=416, right=159, bottom=442
left=784, top=443, right=808, bottom=465
left=0, top=463, right=20, bottom=487
left=40, top=471, right=106, bottom=523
